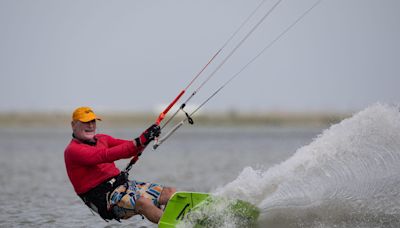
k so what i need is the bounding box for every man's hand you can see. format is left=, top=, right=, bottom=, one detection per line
left=135, top=124, right=161, bottom=147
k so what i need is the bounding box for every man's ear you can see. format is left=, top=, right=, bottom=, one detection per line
left=71, top=121, right=76, bottom=130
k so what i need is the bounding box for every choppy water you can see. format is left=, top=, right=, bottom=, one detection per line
left=1, top=103, right=399, bottom=227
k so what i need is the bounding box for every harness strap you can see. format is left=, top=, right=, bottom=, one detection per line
left=79, top=172, right=129, bottom=221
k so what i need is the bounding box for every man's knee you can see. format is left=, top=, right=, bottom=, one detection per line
left=164, top=187, right=176, bottom=198
left=160, top=187, right=176, bottom=204
left=166, top=187, right=176, bottom=196
left=135, top=197, right=162, bottom=223
left=135, top=197, right=155, bottom=212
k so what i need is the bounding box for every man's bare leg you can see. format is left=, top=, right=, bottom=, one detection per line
left=134, top=187, right=177, bottom=224
left=159, top=187, right=176, bottom=205
left=135, top=197, right=163, bottom=223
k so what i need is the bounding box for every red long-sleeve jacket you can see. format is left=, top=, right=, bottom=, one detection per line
left=64, top=134, right=143, bottom=194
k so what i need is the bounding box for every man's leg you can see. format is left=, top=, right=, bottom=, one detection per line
left=135, top=197, right=163, bottom=223
left=159, top=187, right=176, bottom=205
left=134, top=186, right=176, bottom=223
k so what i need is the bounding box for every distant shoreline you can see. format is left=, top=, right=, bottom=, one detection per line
left=0, top=111, right=350, bottom=128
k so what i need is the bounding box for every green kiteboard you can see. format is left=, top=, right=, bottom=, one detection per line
left=158, top=192, right=260, bottom=228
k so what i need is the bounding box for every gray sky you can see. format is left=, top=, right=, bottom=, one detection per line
left=0, top=0, right=399, bottom=113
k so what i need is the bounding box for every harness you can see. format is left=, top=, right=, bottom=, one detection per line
left=78, top=171, right=129, bottom=222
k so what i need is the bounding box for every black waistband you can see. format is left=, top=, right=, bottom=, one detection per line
left=80, top=172, right=129, bottom=197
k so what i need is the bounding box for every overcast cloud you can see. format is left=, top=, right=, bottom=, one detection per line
left=0, top=0, right=399, bottom=113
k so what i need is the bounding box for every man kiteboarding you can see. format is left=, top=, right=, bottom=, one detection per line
left=64, top=106, right=176, bottom=223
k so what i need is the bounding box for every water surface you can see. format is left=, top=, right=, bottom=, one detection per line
left=2, top=104, right=399, bottom=227
left=0, top=124, right=317, bottom=227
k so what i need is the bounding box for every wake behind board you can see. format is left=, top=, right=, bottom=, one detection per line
left=159, top=192, right=260, bottom=228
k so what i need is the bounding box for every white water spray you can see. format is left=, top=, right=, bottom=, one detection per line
left=215, top=103, right=400, bottom=227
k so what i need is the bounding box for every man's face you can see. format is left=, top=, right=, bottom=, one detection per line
left=72, top=120, right=97, bottom=142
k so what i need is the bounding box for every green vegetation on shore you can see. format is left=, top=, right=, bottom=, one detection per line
left=0, top=111, right=349, bottom=128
